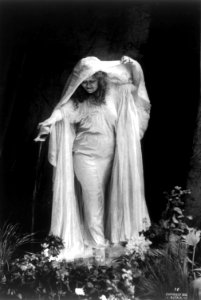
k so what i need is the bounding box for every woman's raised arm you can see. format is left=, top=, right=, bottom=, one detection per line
left=121, top=55, right=151, bottom=139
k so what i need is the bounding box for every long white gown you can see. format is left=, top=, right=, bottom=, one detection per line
left=48, top=61, right=151, bottom=260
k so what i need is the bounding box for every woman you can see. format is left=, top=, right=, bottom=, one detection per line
left=35, top=56, right=151, bottom=260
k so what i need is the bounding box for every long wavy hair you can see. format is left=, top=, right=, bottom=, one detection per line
left=71, top=71, right=108, bottom=108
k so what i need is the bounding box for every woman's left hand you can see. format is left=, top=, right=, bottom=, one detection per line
left=121, top=56, right=141, bottom=87
left=120, top=56, right=135, bottom=65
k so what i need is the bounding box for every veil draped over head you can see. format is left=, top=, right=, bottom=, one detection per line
left=56, top=57, right=123, bottom=108
left=48, top=57, right=151, bottom=259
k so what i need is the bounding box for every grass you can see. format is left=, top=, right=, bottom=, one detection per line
left=137, top=245, right=189, bottom=300
left=0, top=223, right=34, bottom=271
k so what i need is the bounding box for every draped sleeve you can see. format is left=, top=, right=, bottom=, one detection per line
left=48, top=100, right=84, bottom=254
left=105, top=62, right=151, bottom=243
left=131, top=62, right=151, bottom=139
left=48, top=100, right=79, bottom=166
left=59, top=100, right=80, bottom=123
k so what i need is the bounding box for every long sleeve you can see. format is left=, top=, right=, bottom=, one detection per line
left=50, top=109, right=63, bottom=123
left=59, top=100, right=80, bottom=124
left=105, top=79, right=151, bottom=243
left=48, top=106, right=84, bottom=255
left=48, top=99, right=81, bottom=167
left=50, top=100, right=79, bottom=124
left=131, top=61, right=151, bottom=139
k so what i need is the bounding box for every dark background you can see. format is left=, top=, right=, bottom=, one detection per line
left=0, top=0, right=200, bottom=236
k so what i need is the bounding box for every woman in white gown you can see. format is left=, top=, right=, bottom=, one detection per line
left=35, top=56, right=151, bottom=260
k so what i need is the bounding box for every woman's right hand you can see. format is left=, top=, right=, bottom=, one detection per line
left=34, top=117, right=54, bottom=142
left=34, top=109, right=63, bottom=142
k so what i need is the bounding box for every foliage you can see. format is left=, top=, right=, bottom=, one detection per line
left=137, top=246, right=189, bottom=300
left=0, top=223, right=34, bottom=265
left=41, top=235, right=65, bottom=258
left=1, top=234, right=149, bottom=300
left=143, top=186, right=192, bottom=246
left=0, top=222, right=34, bottom=294
left=1, top=187, right=201, bottom=299
left=141, top=187, right=201, bottom=299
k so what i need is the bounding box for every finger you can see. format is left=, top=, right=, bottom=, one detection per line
left=121, top=56, right=129, bottom=64
left=38, top=123, right=51, bottom=131
left=34, top=136, right=46, bottom=142
left=34, top=137, right=41, bottom=142
left=38, top=122, right=48, bottom=127
left=39, top=119, right=51, bottom=125
left=124, top=58, right=130, bottom=63
left=38, top=123, right=45, bottom=130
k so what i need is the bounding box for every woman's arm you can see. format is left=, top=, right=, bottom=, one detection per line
left=34, top=100, right=79, bottom=142
left=121, top=56, right=151, bottom=139
left=34, top=109, right=63, bottom=142
left=121, top=55, right=141, bottom=87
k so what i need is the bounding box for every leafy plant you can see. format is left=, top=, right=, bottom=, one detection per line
left=1, top=234, right=142, bottom=300
left=0, top=223, right=34, bottom=271
left=0, top=223, right=34, bottom=299
left=143, top=186, right=192, bottom=246
left=137, top=246, right=189, bottom=300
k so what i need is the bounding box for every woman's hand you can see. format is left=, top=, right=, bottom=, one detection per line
left=121, top=56, right=141, bottom=87
left=34, top=110, right=62, bottom=142
left=120, top=56, right=135, bottom=65
left=34, top=118, right=53, bottom=142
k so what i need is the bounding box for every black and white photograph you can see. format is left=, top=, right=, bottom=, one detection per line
left=0, top=0, right=200, bottom=299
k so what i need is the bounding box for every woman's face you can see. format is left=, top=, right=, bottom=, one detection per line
left=81, top=75, right=98, bottom=94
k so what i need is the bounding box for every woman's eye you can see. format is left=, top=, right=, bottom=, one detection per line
left=82, top=79, right=96, bottom=86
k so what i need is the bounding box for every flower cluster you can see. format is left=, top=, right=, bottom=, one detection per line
left=125, top=234, right=152, bottom=260
left=0, top=233, right=139, bottom=300
left=183, top=227, right=201, bottom=247
left=41, top=234, right=64, bottom=258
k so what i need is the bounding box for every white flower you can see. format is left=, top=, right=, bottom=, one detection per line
left=43, top=249, right=49, bottom=257
left=100, top=295, right=107, bottom=300
left=48, top=255, right=55, bottom=262
left=125, top=234, right=152, bottom=258
left=20, top=264, right=28, bottom=271
left=27, top=263, right=36, bottom=270
left=108, top=295, right=119, bottom=300
left=17, top=293, right=23, bottom=299
left=75, top=288, right=85, bottom=296
left=184, top=227, right=201, bottom=247
left=41, top=243, right=49, bottom=249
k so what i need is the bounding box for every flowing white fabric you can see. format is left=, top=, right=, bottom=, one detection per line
left=49, top=117, right=86, bottom=259
left=48, top=58, right=151, bottom=260
left=105, top=83, right=150, bottom=243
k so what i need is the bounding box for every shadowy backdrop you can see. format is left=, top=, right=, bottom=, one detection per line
left=0, top=0, right=199, bottom=236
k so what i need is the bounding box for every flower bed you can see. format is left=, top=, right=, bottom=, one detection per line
left=0, top=187, right=201, bottom=300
